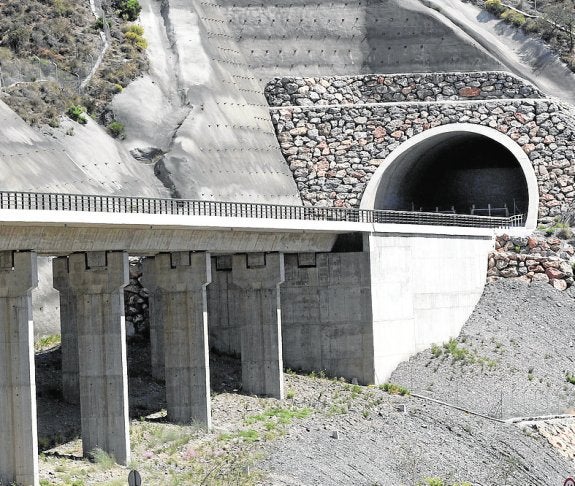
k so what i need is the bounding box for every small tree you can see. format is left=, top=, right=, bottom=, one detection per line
left=112, top=0, right=141, bottom=21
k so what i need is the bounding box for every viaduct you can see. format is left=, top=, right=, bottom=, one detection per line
left=2, top=0, right=575, bottom=485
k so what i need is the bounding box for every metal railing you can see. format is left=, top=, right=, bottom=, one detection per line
left=0, top=191, right=523, bottom=229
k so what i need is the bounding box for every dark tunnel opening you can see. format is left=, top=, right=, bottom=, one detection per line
left=374, top=132, right=529, bottom=217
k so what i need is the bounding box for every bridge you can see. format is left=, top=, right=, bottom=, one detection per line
left=0, top=190, right=522, bottom=485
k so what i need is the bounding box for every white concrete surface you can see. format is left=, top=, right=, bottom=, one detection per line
left=143, top=252, right=212, bottom=428
left=0, top=251, right=39, bottom=486
left=281, top=253, right=375, bottom=384
left=368, top=233, right=494, bottom=383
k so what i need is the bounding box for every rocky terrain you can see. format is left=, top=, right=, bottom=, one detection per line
left=392, top=280, right=575, bottom=420
left=32, top=279, right=575, bottom=485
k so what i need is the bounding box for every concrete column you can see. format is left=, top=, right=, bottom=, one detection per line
left=0, top=251, right=39, bottom=486
left=53, top=257, right=80, bottom=404
left=64, top=251, right=130, bottom=464
left=231, top=253, right=285, bottom=399
left=143, top=252, right=212, bottom=427
left=147, top=287, right=164, bottom=381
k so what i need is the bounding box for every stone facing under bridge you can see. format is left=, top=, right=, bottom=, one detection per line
left=267, top=73, right=574, bottom=224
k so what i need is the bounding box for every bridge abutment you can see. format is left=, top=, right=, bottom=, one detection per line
left=143, top=252, right=212, bottom=427
left=0, top=251, right=39, bottom=486
left=57, top=251, right=130, bottom=464
left=231, top=253, right=285, bottom=399
left=368, top=233, right=493, bottom=382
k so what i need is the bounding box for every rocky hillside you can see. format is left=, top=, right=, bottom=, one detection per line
left=0, top=0, right=147, bottom=128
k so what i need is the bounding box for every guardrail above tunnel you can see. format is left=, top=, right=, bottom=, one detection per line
left=0, top=191, right=523, bottom=229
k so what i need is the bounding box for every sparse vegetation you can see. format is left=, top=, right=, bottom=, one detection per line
left=35, top=334, right=61, bottom=351
left=431, top=343, right=443, bottom=358
left=420, top=479, right=472, bottom=486
left=379, top=382, right=410, bottom=396
left=501, top=8, right=527, bottom=26
left=89, top=448, right=116, bottom=470
left=112, top=0, right=142, bottom=21
left=107, top=120, right=125, bottom=138
left=0, top=0, right=147, bottom=127
left=483, top=0, right=575, bottom=73
left=67, top=104, right=88, bottom=124
left=485, top=0, right=507, bottom=14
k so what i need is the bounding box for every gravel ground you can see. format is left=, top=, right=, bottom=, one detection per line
left=36, top=280, right=575, bottom=485
left=261, top=374, right=573, bottom=485
left=392, top=280, right=575, bottom=419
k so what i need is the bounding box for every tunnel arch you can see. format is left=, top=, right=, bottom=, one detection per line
left=360, top=124, right=539, bottom=230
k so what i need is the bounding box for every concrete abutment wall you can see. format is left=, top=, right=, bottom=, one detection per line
left=208, top=237, right=492, bottom=385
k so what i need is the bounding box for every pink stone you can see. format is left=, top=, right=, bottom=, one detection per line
left=546, top=267, right=564, bottom=280
left=459, top=86, right=481, bottom=97
left=523, top=144, right=536, bottom=154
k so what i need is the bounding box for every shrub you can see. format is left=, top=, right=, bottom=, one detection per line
left=485, top=0, right=506, bottom=15
left=67, top=104, right=87, bottom=124
left=566, top=373, right=575, bottom=385
left=107, top=120, right=125, bottom=138
left=124, top=24, right=148, bottom=49
left=5, top=26, right=31, bottom=53
left=379, top=382, right=410, bottom=396
left=501, top=9, right=526, bottom=27
left=431, top=343, right=443, bottom=358
left=113, top=0, right=142, bottom=21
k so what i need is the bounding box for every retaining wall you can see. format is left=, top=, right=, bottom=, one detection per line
left=266, top=72, right=542, bottom=107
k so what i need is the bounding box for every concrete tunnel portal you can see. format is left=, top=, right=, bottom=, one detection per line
left=361, top=124, right=540, bottom=229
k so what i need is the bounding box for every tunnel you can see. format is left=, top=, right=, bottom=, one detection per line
left=361, top=125, right=539, bottom=228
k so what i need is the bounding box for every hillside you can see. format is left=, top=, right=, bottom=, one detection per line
left=0, top=0, right=147, bottom=127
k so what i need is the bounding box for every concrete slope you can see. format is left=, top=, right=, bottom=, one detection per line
left=0, top=99, right=167, bottom=338
left=112, top=0, right=301, bottom=204
left=219, top=0, right=501, bottom=82
left=0, top=100, right=166, bottom=197
left=422, top=0, right=575, bottom=104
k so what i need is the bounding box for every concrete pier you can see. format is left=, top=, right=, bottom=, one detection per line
left=231, top=253, right=285, bottom=399
left=0, top=251, right=39, bottom=486
left=53, top=257, right=80, bottom=404
left=148, top=287, right=165, bottom=381
left=63, top=251, right=130, bottom=464
left=143, top=252, right=212, bottom=427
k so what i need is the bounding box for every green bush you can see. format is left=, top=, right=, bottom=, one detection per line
left=124, top=24, right=148, bottom=49
left=379, top=382, right=410, bottom=396
left=113, top=0, right=142, bottom=21
left=67, top=104, right=87, bottom=124
left=485, top=0, right=506, bottom=15
left=431, top=343, right=443, bottom=358
left=107, top=120, right=125, bottom=138
left=501, top=9, right=526, bottom=26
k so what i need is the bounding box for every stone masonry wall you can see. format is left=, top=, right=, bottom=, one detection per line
left=265, top=72, right=543, bottom=107
left=270, top=98, right=575, bottom=223
left=488, top=234, right=574, bottom=290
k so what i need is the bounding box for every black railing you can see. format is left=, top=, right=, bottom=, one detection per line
left=0, top=191, right=523, bottom=229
